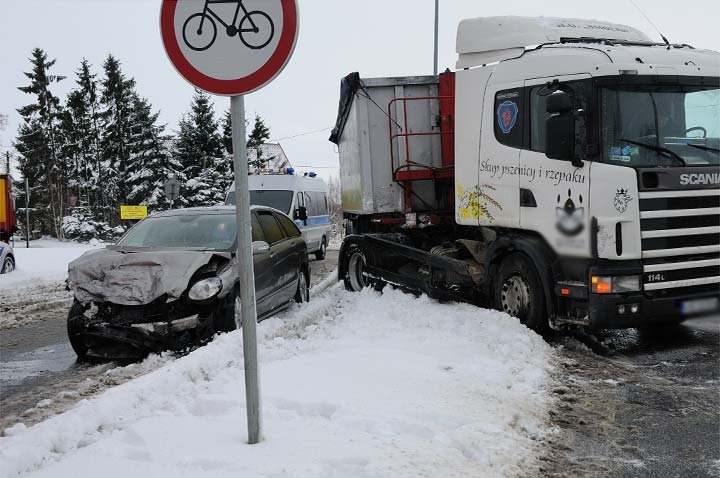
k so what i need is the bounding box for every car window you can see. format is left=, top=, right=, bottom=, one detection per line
left=275, top=213, right=301, bottom=238
left=251, top=213, right=265, bottom=242
left=256, top=211, right=285, bottom=244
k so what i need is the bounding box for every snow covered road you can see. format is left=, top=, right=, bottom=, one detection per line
left=1, top=283, right=556, bottom=478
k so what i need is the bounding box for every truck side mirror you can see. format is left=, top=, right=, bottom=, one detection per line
left=294, top=206, right=308, bottom=222
left=545, top=91, right=578, bottom=164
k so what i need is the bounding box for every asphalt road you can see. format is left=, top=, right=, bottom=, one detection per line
left=0, top=250, right=338, bottom=433
left=541, top=316, right=720, bottom=478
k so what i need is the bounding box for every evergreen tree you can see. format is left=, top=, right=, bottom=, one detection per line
left=126, top=95, right=184, bottom=209
left=247, top=115, right=271, bottom=168
left=175, top=90, right=227, bottom=206
left=61, top=59, right=102, bottom=212
left=222, top=108, right=233, bottom=156
left=99, top=54, right=136, bottom=223
left=15, top=48, right=66, bottom=237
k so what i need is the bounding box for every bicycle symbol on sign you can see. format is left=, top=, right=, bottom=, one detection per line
left=182, top=0, right=275, bottom=52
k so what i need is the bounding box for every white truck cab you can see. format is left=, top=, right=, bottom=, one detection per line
left=333, top=16, right=720, bottom=330
left=227, top=172, right=332, bottom=260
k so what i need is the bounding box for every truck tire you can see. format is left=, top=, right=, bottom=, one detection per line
left=343, top=245, right=371, bottom=292
left=493, top=253, right=548, bottom=333
left=315, top=237, right=327, bottom=260
left=67, top=301, right=90, bottom=361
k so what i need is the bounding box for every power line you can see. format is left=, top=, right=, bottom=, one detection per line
left=271, top=126, right=332, bottom=142
left=293, top=165, right=339, bottom=169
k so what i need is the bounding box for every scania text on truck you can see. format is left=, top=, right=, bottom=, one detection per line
left=330, top=17, right=720, bottom=331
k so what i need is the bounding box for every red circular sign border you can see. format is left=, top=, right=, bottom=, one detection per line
left=160, top=0, right=298, bottom=96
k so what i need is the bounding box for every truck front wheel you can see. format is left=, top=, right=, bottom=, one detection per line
left=493, top=254, right=548, bottom=333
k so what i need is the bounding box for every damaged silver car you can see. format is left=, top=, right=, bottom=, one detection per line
left=66, top=206, right=310, bottom=361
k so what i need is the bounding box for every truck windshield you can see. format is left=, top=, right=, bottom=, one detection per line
left=117, top=214, right=236, bottom=251
left=601, top=84, right=720, bottom=167
left=226, top=190, right=293, bottom=213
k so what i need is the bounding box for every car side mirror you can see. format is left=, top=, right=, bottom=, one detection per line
left=252, top=241, right=270, bottom=255
left=295, top=206, right=308, bottom=222
left=545, top=91, right=581, bottom=165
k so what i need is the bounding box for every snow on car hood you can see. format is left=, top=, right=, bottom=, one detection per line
left=68, top=248, right=229, bottom=306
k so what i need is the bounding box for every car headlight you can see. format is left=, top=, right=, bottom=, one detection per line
left=591, top=275, right=641, bottom=294
left=188, top=277, right=223, bottom=301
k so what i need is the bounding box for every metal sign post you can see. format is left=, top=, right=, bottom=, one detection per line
left=160, top=0, right=298, bottom=446
left=25, top=178, right=30, bottom=248
left=230, top=95, right=260, bottom=444
left=163, top=177, right=181, bottom=209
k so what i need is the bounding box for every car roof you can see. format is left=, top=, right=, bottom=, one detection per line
left=149, top=205, right=290, bottom=218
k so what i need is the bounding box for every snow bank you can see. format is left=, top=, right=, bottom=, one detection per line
left=0, top=241, right=99, bottom=289
left=0, top=286, right=555, bottom=478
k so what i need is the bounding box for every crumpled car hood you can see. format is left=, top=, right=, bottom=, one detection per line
left=68, top=248, right=230, bottom=306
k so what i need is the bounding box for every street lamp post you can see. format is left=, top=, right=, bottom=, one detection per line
left=433, top=0, right=439, bottom=75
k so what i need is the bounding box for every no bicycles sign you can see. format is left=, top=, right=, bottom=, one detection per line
left=160, top=0, right=299, bottom=95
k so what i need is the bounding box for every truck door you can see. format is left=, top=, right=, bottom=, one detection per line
left=476, top=83, right=524, bottom=228
left=519, top=74, right=593, bottom=257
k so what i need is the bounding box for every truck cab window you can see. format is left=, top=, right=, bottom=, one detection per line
left=530, top=87, right=550, bottom=151
left=530, top=80, right=592, bottom=158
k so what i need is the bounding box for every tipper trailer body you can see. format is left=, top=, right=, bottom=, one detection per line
left=331, top=16, right=720, bottom=330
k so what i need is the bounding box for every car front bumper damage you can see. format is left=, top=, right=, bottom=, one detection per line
left=73, top=296, right=233, bottom=361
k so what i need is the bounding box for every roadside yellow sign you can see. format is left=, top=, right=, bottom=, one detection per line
left=120, top=205, right=148, bottom=220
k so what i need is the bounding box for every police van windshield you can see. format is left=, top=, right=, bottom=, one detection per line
left=601, top=84, right=719, bottom=167
left=226, top=190, right=293, bottom=214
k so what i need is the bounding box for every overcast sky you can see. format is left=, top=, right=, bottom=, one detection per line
left=2, top=0, right=719, bottom=180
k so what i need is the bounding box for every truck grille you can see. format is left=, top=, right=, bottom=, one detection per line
left=639, top=189, right=720, bottom=296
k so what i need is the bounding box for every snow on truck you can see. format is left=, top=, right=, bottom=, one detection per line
left=331, top=16, right=720, bottom=331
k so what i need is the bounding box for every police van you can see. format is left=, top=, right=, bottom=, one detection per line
left=226, top=171, right=332, bottom=260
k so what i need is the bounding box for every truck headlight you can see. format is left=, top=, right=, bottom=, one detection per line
left=188, top=277, right=223, bottom=301
left=591, top=275, right=641, bottom=294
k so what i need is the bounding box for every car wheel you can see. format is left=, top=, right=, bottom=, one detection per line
left=1, top=256, right=14, bottom=274
left=67, top=300, right=90, bottom=361
left=493, top=253, right=548, bottom=333
left=315, top=237, right=327, bottom=260
left=294, top=269, right=310, bottom=303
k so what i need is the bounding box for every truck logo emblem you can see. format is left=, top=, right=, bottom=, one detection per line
left=497, top=100, right=518, bottom=134
left=614, top=188, right=632, bottom=213
left=556, top=189, right=585, bottom=236
left=679, top=172, right=720, bottom=186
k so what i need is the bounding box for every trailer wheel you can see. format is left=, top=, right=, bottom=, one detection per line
left=67, top=301, right=90, bottom=361
left=343, top=246, right=371, bottom=292
left=493, top=254, right=548, bottom=332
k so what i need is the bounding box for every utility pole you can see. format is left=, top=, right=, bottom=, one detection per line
left=25, top=177, right=30, bottom=248
left=433, top=0, right=439, bottom=75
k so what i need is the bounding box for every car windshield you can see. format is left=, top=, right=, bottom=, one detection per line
left=226, top=190, right=293, bottom=213
left=117, top=213, right=236, bottom=251
left=601, top=84, right=720, bottom=167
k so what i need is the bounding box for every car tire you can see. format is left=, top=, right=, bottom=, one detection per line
left=1, top=256, right=15, bottom=274
left=315, top=237, right=327, bottom=260
left=67, top=300, right=90, bottom=361
left=493, top=253, right=548, bottom=333
left=294, top=268, right=310, bottom=303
